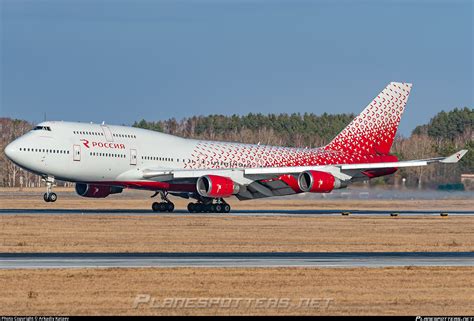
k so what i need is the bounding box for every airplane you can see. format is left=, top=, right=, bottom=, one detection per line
left=4, top=82, right=467, bottom=213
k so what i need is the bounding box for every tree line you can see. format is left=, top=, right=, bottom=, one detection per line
left=395, top=107, right=473, bottom=188
left=133, top=112, right=355, bottom=148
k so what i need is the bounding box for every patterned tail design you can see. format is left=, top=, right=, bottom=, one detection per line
left=324, top=82, right=412, bottom=156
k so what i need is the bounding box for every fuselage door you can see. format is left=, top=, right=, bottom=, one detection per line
left=101, top=125, right=114, bottom=142
left=130, top=149, right=137, bottom=165
left=73, top=144, right=81, bottom=161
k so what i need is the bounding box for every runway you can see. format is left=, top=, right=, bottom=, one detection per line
left=1, top=252, right=473, bottom=269
left=1, top=209, right=473, bottom=216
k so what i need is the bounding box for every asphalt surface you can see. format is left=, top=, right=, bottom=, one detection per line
left=1, top=252, right=473, bottom=269
left=0, top=209, right=473, bottom=216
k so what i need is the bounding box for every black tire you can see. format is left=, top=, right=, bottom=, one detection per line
left=159, top=202, right=167, bottom=212
left=215, top=204, right=223, bottom=213
left=152, top=202, right=160, bottom=212
left=167, top=203, right=175, bottom=212
left=187, top=203, right=195, bottom=213
left=49, top=193, right=57, bottom=202
left=210, top=204, right=217, bottom=213
left=43, top=193, right=50, bottom=202
left=223, top=204, right=231, bottom=213
left=195, top=203, right=203, bottom=213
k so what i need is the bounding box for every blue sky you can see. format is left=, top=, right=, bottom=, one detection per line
left=1, top=0, right=472, bottom=136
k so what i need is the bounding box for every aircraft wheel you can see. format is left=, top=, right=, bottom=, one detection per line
left=195, top=203, right=204, bottom=213
left=215, top=204, right=223, bottom=213
left=158, top=202, right=167, bottom=212
left=166, top=202, right=175, bottom=212
left=152, top=202, right=160, bottom=212
left=223, top=204, right=231, bottom=213
left=43, top=193, right=50, bottom=202
left=187, top=203, right=195, bottom=213
left=49, top=193, right=57, bottom=202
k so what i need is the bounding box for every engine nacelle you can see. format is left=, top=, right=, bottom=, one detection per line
left=297, top=170, right=343, bottom=193
left=196, top=175, right=239, bottom=198
left=75, top=183, right=123, bottom=198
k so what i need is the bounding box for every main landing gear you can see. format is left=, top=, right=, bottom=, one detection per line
left=187, top=199, right=231, bottom=213
left=151, top=191, right=175, bottom=212
left=150, top=192, right=231, bottom=214
left=43, top=176, right=57, bottom=203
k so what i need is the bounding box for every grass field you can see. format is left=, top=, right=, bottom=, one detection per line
left=1, top=214, right=473, bottom=253
left=0, top=267, right=472, bottom=315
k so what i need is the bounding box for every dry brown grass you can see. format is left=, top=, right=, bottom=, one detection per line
left=0, top=214, right=473, bottom=253
left=0, top=267, right=472, bottom=315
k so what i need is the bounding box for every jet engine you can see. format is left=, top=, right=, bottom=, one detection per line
left=75, top=183, right=123, bottom=198
left=196, top=175, right=239, bottom=198
left=297, top=170, right=343, bottom=193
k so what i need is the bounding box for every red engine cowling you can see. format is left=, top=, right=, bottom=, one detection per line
left=75, top=183, right=123, bottom=198
left=196, top=175, right=239, bottom=198
left=297, top=170, right=341, bottom=193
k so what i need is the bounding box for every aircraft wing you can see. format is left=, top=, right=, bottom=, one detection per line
left=142, top=150, right=467, bottom=180
left=139, top=150, right=467, bottom=199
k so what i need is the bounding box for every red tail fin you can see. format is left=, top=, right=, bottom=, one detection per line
left=324, top=82, right=412, bottom=155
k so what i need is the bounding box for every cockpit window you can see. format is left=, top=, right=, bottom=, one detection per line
left=33, top=126, right=52, bottom=131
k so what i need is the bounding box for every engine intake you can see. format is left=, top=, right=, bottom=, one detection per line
left=75, top=183, right=123, bottom=198
left=196, top=175, right=239, bottom=198
left=297, top=170, right=343, bottom=193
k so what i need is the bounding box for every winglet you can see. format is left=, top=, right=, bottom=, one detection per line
left=440, top=150, right=468, bottom=163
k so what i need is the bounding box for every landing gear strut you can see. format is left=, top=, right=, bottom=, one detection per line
left=187, top=198, right=231, bottom=213
left=42, top=176, right=57, bottom=203
left=151, top=191, right=175, bottom=212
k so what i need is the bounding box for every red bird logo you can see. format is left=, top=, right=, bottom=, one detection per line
left=80, top=139, right=90, bottom=148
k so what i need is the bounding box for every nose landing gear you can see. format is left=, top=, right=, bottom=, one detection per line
left=42, top=177, right=57, bottom=202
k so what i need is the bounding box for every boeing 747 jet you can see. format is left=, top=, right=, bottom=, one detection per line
left=4, top=82, right=467, bottom=213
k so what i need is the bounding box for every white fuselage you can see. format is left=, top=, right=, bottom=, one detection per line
left=5, top=121, right=198, bottom=183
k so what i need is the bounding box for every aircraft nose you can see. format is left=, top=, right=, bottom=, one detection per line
left=4, top=140, right=19, bottom=162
